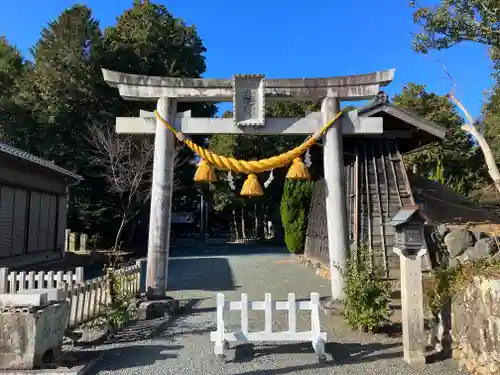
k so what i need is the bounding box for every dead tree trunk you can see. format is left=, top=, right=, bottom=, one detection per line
left=232, top=209, right=240, bottom=239
left=114, top=215, right=128, bottom=250
left=241, top=207, right=247, bottom=238
left=449, top=93, right=500, bottom=193
left=442, top=64, right=500, bottom=193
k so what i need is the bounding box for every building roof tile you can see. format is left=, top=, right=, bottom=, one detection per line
left=0, top=141, right=82, bottom=181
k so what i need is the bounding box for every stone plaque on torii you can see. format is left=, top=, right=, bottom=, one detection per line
left=102, top=68, right=395, bottom=302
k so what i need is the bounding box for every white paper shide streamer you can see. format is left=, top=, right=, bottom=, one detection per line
left=304, top=148, right=312, bottom=168
left=264, top=169, right=274, bottom=188
left=227, top=171, right=236, bottom=191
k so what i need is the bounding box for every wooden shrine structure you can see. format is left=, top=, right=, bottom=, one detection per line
left=303, top=93, right=500, bottom=279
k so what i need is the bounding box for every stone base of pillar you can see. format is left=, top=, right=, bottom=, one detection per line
left=319, top=297, right=344, bottom=316
left=404, top=353, right=426, bottom=368
left=136, top=296, right=179, bottom=321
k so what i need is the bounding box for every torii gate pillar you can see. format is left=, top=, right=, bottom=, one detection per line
left=146, top=97, right=176, bottom=298
left=322, top=97, right=348, bottom=299
left=102, top=68, right=395, bottom=301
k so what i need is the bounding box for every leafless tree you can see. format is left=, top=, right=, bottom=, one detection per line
left=88, top=126, right=187, bottom=249
left=441, top=63, right=500, bottom=193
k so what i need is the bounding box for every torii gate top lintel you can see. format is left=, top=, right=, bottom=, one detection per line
left=101, top=68, right=396, bottom=103
left=103, top=68, right=396, bottom=134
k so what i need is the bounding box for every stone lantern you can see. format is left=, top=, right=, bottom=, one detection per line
left=389, top=205, right=426, bottom=255
left=388, top=205, right=427, bottom=368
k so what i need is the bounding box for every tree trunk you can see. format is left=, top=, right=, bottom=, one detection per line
left=449, top=93, right=500, bottom=193
left=258, top=205, right=266, bottom=240
left=241, top=208, right=246, bottom=238
left=263, top=212, right=268, bottom=238
left=114, top=214, right=128, bottom=251
left=254, top=203, right=259, bottom=238
left=462, top=125, right=500, bottom=191
left=274, top=210, right=283, bottom=239
left=232, top=209, right=240, bottom=239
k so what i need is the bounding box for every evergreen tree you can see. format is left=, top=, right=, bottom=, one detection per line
left=103, top=1, right=216, bottom=216
left=2, top=1, right=217, bottom=244
left=479, top=47, right=500, bottom=164
left=8, top=5, right=116, bottom=235
left=15, top=5, right=108, bottom=162
left=103, top=1, right=206, bottom=78
left=280, top=180, right=313, bottom=253
left=0, top=37, right=24, bottom=96
left=0, top=37, right=34, bottom=144
left=411, top=0, right=500, bottom=54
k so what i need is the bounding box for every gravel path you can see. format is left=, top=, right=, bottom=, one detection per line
left=86, top=245, right=469, bottom=375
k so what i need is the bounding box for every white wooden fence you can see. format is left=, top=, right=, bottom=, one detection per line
left=0, top=267, right=84, bottom=294
left=0, top=260, right=145, bottom=329
left=65, top=262, right=142, bottom=328
left=210, top=292, right=327, bottom=362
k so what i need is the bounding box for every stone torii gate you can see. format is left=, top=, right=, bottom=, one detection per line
left=102, top=69, right=395, bottom=301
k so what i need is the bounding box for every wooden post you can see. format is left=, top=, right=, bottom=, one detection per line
left=79, top=233, right=88, bottom=251
left=145, top=97, right=177, bottom=298
left=27, top=271, right=35, bottom=290
left=0, top=268, right=8, bottom=294
left=47, top=271, right=55, bottom=289
left=18, top=271, right=26, bottom=291
left=214, top=293, right=226, bottom=356
left=69, top=232, right=76, bottom=252
left=136, top=259, right=147, bottom=294
left=64, top=229, right=71, bottom=251
left=37, top=271, right=45, bottom=289
left=57, top=281, right=69, bottom=301
left=75, top=267, right=84, bottom=284
left=394, top=247, right=427, bottom=368
left=322, top=97, right=348, bottom=300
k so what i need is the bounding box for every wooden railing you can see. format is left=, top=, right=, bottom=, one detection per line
left=0, top=260, right=146, bottom=329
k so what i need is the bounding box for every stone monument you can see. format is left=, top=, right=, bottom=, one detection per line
left=389, top=205, right=427, bottom=367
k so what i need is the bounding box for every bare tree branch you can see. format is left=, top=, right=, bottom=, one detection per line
left=441, top=63, right=500, bottom=193
left=87, top=126, right=188, bottom=248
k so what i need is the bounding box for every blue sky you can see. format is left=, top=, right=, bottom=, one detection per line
left=0, top=0, right=494, bottom=118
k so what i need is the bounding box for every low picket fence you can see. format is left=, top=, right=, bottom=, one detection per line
left=65, top=262, right=143, bottom=328
left=210, top=292, right=327, bottom=362
left=0, top=260, right=145, bottom=329
left=0, top=267, right=85, bottom=294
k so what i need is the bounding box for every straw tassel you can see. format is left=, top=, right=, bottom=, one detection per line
left=286, top=157, right=310, bottom=180
left=194, top=159, right=217, bottom=182
left=240, top=174, right=264, bottom=197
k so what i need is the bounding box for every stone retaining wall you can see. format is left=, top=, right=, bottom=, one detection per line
left=452, top=277, right=500, bottom=375
left=427, top=224, right=499, bottom=269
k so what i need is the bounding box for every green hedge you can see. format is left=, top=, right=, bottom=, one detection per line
left=280, top=180, right=313, bottom=253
